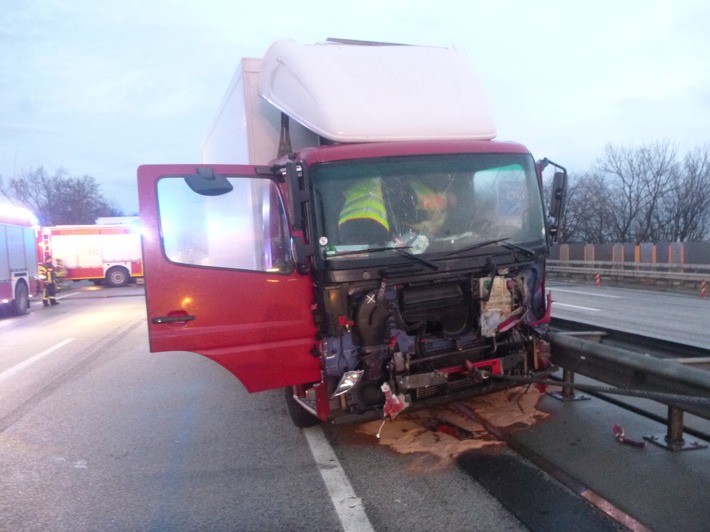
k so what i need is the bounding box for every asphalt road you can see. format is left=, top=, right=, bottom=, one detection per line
left=4, top=279, right=703, bottom=531
left=548, top=280, right=710, bottom=348
left=0, top=283, right=533, bottom=531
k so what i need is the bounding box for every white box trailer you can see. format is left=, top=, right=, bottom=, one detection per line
left=41, top=224, right=143, bottom=287
left=201, top=57, right=319, bottom=165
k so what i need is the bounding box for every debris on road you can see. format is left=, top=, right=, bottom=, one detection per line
left=613, top=423, right=647, bottom=448
left=354, top=387, right=549, bottom=462
left=424, top=417, right=474, bottom=440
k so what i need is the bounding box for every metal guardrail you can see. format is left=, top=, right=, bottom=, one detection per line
left=550, top=317, right=710, bottom=359
left=548, top=260, right=710, bottom=283
left=547, top=329, right=710, bottom=451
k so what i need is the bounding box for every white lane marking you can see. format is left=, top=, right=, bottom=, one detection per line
left=57, top=292, right=80, bottom=299
left=550, top=288, right=622, bottom=299
left=303, top=426, right=375, bottom=532
left=554, top=303, right=600, bottom=312
left=0, top=338, right=74, bottom=383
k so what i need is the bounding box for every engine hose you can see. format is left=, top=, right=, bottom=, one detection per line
left=490, top=374, right=710, bottom=408
left=388, top=300, right=424, bottom=333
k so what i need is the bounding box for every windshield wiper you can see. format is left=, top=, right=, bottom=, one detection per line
left=327, top=246, right=405, bottom=257
left=391, top=247, right=438, bottom=270
left=445, top=238, right=536, bottom=258
left=327, top=246, right=438, bottom=270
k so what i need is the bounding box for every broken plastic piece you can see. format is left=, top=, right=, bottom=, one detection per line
left=494, top=306, right=526, bottom=334
left=613, top=423, right=646, bottom=448
left=337, top=315, right=355, bottom=327
left=332, top=370, right=364, bottom=397
left=382, top=382, right=408, bottom=420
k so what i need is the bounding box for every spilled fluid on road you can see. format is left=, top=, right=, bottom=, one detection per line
left=354, top=387, right=550, bottom=464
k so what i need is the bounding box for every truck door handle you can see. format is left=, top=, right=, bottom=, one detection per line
left=151, top=314, right=196, bottom=324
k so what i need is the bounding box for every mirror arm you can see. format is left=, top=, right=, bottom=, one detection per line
left=537, top=158, right=567, bottom=175
left=292, top=236, right=311, bottom=275
left=284, top=160, right=314, bottom=272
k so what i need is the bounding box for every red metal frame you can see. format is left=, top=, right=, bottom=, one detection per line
left=138, top=164, right=320, bottom=392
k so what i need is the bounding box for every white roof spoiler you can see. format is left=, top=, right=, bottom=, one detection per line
left=257, top=39, right=497, bottom=143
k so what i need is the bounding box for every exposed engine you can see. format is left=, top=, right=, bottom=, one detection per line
left=309, top=263, right=550, bottom=421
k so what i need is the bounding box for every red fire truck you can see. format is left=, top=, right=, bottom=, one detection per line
left=137, top=39, right=567, bottom=426
left=0, top=204, right=40, bottom=315
left=40, top=222, right=143, bottom=287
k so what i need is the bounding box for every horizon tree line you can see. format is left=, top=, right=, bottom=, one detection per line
left=551, top=140, right=710, bottom=244
left=0, top=167, right=122, bottom=226
left=3, top=143, right=709, bottom=243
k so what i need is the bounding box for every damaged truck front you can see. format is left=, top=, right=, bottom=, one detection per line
left=137, top=39, right=567, bottom=427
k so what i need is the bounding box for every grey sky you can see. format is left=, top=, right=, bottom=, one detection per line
left=2, top=0, right=709, bottom=214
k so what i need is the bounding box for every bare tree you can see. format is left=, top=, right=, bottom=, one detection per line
left=558, top=171, right=614, bottom=243
left=0, top=167, right=54, bottom=220
left=0, top=167, right=122, bottom=225
left=660, top=145, right=710, bottom=242
left=596, top=141, right=678, bottom=242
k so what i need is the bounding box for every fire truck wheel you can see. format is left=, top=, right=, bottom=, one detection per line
left=284, top=387, right=321, bottom=428
left=106, top=267, right=130, bottom=287
left=12, top=281, right=29, bottom=316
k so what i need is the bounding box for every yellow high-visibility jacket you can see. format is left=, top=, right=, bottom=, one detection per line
left=338, top=178, right=390, bottom=231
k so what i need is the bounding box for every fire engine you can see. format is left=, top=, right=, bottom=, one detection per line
left=0, top=204, right=40, bottom=315
left=40, top=221, right=143, bottom=287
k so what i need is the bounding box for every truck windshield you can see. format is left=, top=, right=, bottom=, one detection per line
left=310, top=153, right=546, bottom=261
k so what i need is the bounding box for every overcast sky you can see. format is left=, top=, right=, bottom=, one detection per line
left=2, top=0, right=709, bottom=214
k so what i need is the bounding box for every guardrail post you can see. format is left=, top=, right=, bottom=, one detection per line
left=548, top=368, right=590, bottom=402
left=644, top=405, right=707, bottom=451
left=701, top=279, right=707, bottom=299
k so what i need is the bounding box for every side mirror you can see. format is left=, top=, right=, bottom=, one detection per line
left=184, top=167, right=233, bottom=196
left=549, top=171, right=567, bottom=219
left=548, top=170, right=567, bottom=241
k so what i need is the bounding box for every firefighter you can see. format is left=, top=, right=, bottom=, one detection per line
left=338, top=177, right=391, bottom=244
left=39, top=255, right=59, bottom=306
left=338, top=177, right=451, bottom=244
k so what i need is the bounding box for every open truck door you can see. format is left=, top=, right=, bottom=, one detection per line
left=137, top=164, right=320, bottom=392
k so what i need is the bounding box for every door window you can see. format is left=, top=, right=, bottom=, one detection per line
left=156, top=176, right=293, bottom=273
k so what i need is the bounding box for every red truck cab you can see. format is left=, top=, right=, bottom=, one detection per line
left=138, top=39, right=567, bottom=426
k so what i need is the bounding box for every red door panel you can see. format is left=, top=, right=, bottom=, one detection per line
left=137, top=164, right=320, bottom=392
